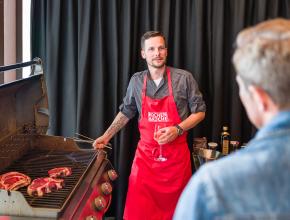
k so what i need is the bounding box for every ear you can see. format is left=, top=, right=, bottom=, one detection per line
left=141, top=49, right=146, bottom=59
left=248, top=85, right=269, bottom=112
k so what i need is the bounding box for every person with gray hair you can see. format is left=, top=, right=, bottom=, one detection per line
left=174, top=18, right=290, bottom=219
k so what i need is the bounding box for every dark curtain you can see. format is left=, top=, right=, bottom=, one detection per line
left=31, top=0, right=290, bottom=218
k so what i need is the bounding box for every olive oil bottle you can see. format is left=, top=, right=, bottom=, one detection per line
left=221, top=126, right=230, bottom=155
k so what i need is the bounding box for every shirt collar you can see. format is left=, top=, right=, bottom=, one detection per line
left=146, top=67, right=167, bottom=81
left=254, top=111, right=290, bottom=140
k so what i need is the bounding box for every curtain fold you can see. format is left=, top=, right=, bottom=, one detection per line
left=31, top=0, right=290, bottom=218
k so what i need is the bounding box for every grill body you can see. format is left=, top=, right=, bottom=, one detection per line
left=0, top=136, right=114, bottom=219
left=0, top=62, right=117, bottom=220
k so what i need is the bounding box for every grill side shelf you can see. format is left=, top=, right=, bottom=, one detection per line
left=0, top=190, right=60, bottom=218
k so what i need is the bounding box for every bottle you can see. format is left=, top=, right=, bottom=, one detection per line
left=221, top=126, right=230, bottom=155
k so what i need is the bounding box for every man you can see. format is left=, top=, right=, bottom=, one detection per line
left=174, top=18, right=290, bottom=219
left=93, top=31, right=206, bottom=220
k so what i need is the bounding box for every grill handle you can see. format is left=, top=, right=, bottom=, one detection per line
left=0, top=57, right=42, bottom=74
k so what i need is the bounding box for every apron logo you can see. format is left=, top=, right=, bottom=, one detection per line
left=148, top=112, right=168, bottom=122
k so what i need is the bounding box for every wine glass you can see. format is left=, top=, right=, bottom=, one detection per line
left=154, top=124, right=167, bottom=162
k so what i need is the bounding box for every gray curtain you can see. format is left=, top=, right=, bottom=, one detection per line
left=31, top=0, right=290, bottom=218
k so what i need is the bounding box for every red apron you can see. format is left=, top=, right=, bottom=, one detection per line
left=123, top=68, right=192, bottom=220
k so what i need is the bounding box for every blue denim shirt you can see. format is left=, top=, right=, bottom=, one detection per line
left=174, top=111, right=290, bottom=220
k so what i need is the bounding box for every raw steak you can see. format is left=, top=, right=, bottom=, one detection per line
left=48, top=167, right=72, bottom=178
left=27, top=177, right=64, bottom=197
left=0, top=171, right=31, bottom=191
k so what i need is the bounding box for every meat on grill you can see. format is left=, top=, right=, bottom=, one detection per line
left=48, top=167, right=72, bottom=178
left=27, top=177, right=64, bottom=197
left=0, top=171, right=31, bottom=191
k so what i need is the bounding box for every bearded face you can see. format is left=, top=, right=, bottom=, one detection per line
left=141, top=36, right=168, bottom=69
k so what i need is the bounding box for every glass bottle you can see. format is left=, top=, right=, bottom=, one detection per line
left=221, top=126, right=230, bottom=155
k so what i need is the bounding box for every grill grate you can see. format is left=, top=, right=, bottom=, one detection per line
left=1, top=149, right=97, bottom=209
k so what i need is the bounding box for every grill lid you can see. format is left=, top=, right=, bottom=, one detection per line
left=0, top=58, right=49, bottom=140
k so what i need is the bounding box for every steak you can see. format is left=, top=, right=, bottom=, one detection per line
left=27, top=177, right=64, bottom=197
left=48, top=167, right=72, bottom=178
left=0, top=171, right=31, bottom=191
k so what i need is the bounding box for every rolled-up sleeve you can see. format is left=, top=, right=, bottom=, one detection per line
left=119, top=76, right=138, bottom=120
left=186, top=73, right=206, bottom=113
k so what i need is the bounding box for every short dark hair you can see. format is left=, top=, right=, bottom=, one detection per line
left=141, top=31, right=167, bottom=49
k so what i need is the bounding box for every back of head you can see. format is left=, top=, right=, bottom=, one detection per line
left=233, top=18, right=290, bottom=109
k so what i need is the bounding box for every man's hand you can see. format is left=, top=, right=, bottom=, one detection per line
left=93, top=135, right=109, bottom=149
left=156, top=126, right=179, bottom=145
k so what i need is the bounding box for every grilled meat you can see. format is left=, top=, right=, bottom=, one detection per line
left=48, top=167, right=72, bottom=178
left=27, top=177, right=64, bottom=197
left=0, top=171, right=31, bottom=191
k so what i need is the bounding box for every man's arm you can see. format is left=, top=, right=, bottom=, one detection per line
left=93, top=111, right=130, bottom=149
left=157, top=112, right=205, bottom=145
left=178, top=111, right=205, bottom=132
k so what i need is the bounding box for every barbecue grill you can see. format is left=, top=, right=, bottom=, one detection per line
left=0, top=59, right=117, bottom=220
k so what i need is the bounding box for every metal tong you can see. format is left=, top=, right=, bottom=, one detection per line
left=73, top=133, right=112, bottom=149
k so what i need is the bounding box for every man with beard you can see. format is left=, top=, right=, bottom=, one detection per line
left=174, top=18, right=290, bottom=220
left=93, top=31, right=206, bottom=220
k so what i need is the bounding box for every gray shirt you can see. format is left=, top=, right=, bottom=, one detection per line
left=119, top=66, right=206, bottom=121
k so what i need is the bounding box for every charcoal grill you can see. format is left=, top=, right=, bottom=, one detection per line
left=0, top=59, right=117, bottom=220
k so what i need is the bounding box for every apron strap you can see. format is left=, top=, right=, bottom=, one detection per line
left=166, top=68, right=173, bottom=96
left=142, top=73, right=147, bottom=100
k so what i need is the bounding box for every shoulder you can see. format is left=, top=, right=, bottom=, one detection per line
left=128, top=70, right=147, bottom=86
left=196, top=148, right=265, bottom=190
left=168, top=67, right=198, bottom=86
left=131, top=70, right=147, bottom=79
left=176, top=151, right=254, bottom=215
left=199, top=148, right=263, bottom=183
left=168, top=66, right=193, bottom=78
left=190, top=146, right=273, bottom=201
left=175, top=150, right=261, bottom=219
left=176, top=144, right=290, bottom=219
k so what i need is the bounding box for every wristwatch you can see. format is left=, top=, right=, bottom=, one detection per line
left=174, top=125, right=184, bottom=136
